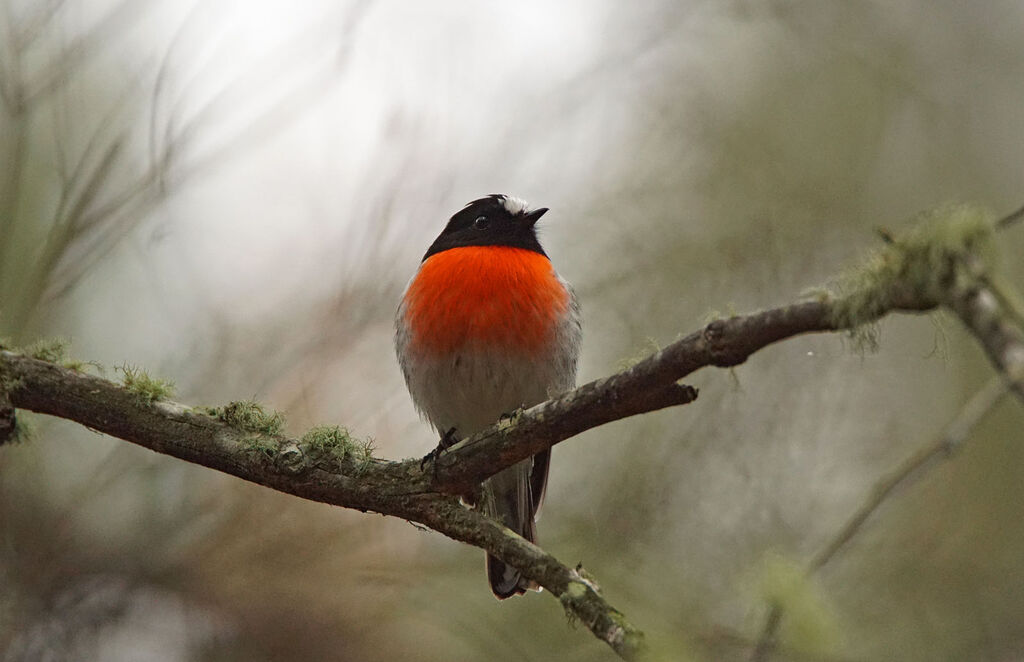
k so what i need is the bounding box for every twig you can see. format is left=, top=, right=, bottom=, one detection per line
left=943, top=270, right=1024, bottom=405
left=748, top=377, right=1011, bottom=661
left=750, top=604, right=783, bottom=662
left=811, top=377, right=1009, bottom=571
left=407, top=497, right=648, bottom=660
left=996, top=203, right=1024, bottom=230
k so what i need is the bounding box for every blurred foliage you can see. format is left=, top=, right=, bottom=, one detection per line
left=2, top=1, right=1024, bottom=661
left=753, top=553, right=841, bottom=657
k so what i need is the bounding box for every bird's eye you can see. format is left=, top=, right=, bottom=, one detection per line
left=473, top=216, right=490, bottom=230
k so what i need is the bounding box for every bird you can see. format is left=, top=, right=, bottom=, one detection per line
left=395, top=194, right=581, bottom=598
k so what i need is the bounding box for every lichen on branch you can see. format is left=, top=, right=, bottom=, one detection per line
left=827, top=204, right=996, bottom=349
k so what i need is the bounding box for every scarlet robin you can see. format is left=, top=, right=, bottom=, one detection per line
left=395, top=194, right=581, bottom=598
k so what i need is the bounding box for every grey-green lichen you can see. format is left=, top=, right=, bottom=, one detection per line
left=4, top=337, right=103, bottom=374
left=26, top=337, right=70, bottom=362
left=702, top=304, right=739, bottom=325
left=827, top=204, right=995, bottom=350
left=213, top=402, right=283, bottom=459
left=562, top=579, right=588, bottom=600
left=118, top=364, right=176, bottom=404
left=559, top=580, right=649, bottom=659
left=616, top=337, right=662, bottom=371
left=301, top=423, right=375, bottom=471
left=61, top=358, right=104, bottom=374
left=8, top=413, right=35, bottom=444
left=560, top=580, right=589, bottom=626
left=0, top=362, right=22, bottom=393
left=240, top=434, right=279, bottom=459
left=217, top=400, right=285, bottom=435
left=301, top=423, right=353, bottom=453
left=605, top=611, right=648, bottom=656
left=202, top=401, right=308, bottom=462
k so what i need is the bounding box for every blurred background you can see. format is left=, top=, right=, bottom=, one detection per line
left=2, top=1, right=1024, bottom=660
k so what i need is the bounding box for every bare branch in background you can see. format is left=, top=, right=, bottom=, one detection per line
left=744, top=204, right=1024, bottom=662
left=10, top=0, right=66, bottom=53
left=749, top=377, right=1012, bottom=662
left=996, top=203, right=1024, bottom=230
left=21, top=1, right=150, bottom=108
left=0, top=0, right=369, bottom=336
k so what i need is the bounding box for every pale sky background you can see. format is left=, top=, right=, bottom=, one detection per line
left=73, top=0, right=616, bottom=368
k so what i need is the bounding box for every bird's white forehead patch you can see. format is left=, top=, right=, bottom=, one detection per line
left=499, top=195, right=530, bottom=215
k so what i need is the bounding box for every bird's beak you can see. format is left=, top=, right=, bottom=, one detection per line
left=523, top=207, right=549, bottom=226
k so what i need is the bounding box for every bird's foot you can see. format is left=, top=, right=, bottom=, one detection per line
left=496, top=407, right=525, bottom=429
left=420, top=427, right=459, bottom=471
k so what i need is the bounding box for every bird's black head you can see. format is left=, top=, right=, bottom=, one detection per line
left=423, top=194, right=549, bottom=261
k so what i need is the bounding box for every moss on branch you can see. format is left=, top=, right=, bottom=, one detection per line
left=301, top=424, right=375, bottom=470
left=118, top=364, right=176, bottom=404
left=216, top=400, right=285, bottom=435
left=828, top=204, right=995, bottom=349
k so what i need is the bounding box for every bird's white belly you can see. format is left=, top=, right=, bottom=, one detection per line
left=403, top=345, right=560, bottom=437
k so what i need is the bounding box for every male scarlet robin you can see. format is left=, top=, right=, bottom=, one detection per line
left=395, top=194, right=581, bottom=598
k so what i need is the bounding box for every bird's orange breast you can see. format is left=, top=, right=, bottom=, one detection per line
left=402, top=246, right=570, bottom=356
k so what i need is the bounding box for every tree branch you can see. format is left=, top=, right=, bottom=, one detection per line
left=0, top=350, right=648, bottom=659
left=404, top=497, right=648, bottom=659
left=1, top=204, right=1021, bottom=660
left=810, top=376, right=1010, bottom=573
left=943, top=266, right=1024, bottom=404
left=745, top=206, right=1024, bottom=661
left=420, top=297, right=930, bottom=494
left=0, top=293, right=937, bottom=660
left=0, top=386, right=14, bottom=443
left=995, top=202, right=1024, bottom=230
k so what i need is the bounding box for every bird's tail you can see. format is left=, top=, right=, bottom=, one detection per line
left=483, top=459, right=540, bottom=599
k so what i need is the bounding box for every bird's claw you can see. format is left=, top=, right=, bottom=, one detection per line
left=499, top=407, right=524, bottom=423
left=419, top=427, right=459, bottom=472
left=419, top=448, right=439, bottom=471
